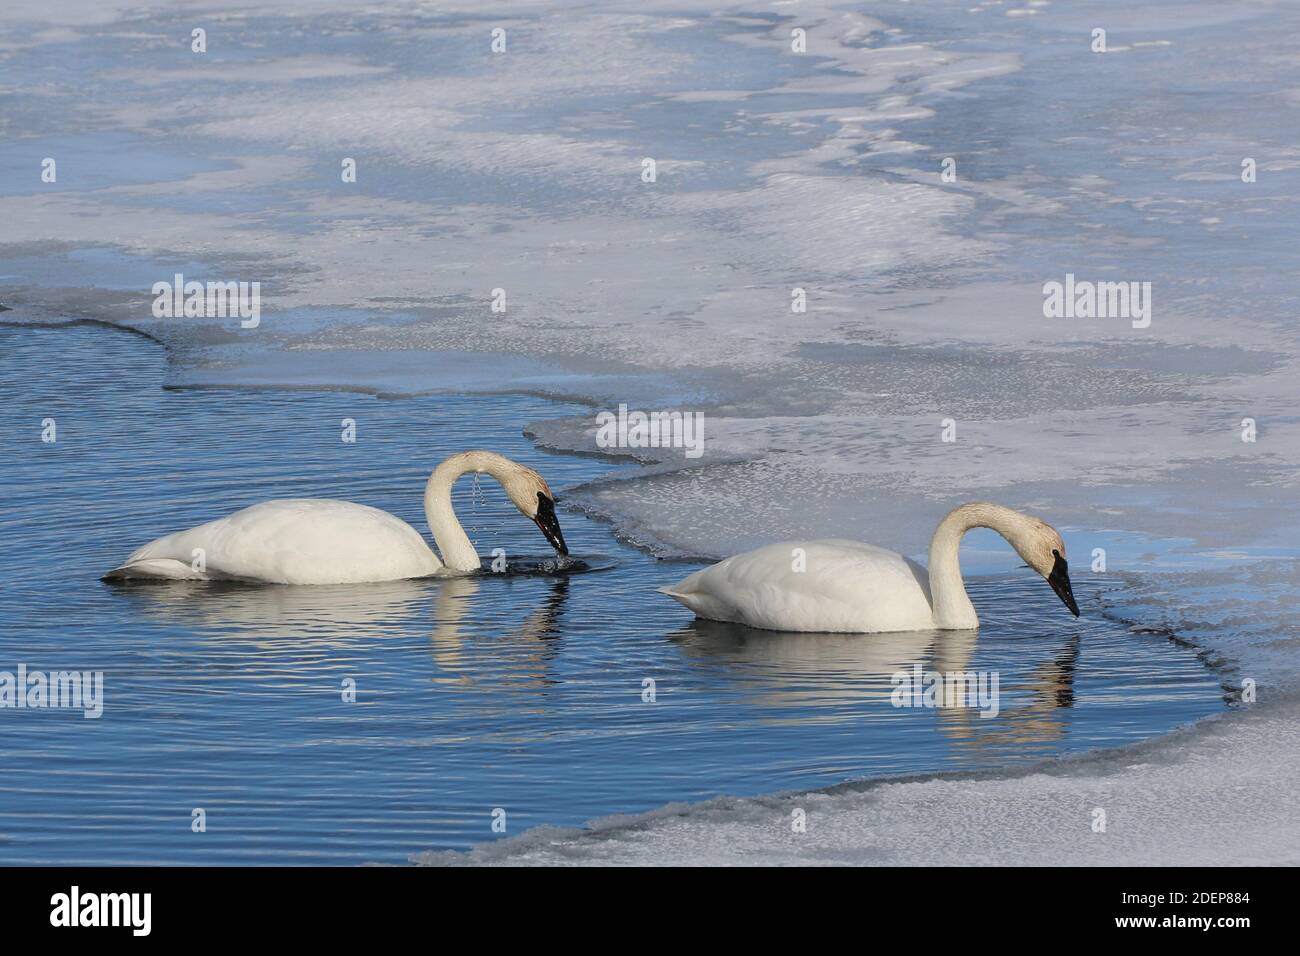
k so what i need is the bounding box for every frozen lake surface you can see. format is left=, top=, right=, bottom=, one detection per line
left=1, top=0, right=1296, bottom=864
left=0, top=322, right=1225, bottom=864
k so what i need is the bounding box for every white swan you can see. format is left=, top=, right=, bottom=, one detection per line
left=103, top=450, right=568, bottom=584
left=659, top=502, right=1079, bottom=633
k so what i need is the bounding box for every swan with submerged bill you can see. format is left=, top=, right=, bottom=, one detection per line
left=104, top=450, right=567, bottom=584
left=659, top=502, right=1080, bottom=633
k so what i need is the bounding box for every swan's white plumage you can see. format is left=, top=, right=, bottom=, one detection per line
left=104, top=450, right=565, bottom=585
left=108, top=499, right=442, bottom=585
left=660, top=540, right=935, bottom=634
left=660, top=503, right=1077, bottom=634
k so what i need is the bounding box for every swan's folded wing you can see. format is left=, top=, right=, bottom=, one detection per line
left=663, top=539, right=933, bottom=633
left=111, top=499, right=441, bottom=584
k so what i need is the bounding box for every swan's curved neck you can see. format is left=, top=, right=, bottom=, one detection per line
left=423, top=451, right=517, bottom=572
left=927, top=502, right=1027, bottom=629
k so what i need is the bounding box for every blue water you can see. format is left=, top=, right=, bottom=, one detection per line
left=0, top=322, right=1225, bottom=864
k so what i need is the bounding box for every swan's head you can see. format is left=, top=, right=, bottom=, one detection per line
left=1008, top=516, right=1079, bottom=617
left=501, top=466, right=569, bottom=556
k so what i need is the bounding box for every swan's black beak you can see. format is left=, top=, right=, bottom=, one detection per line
left=533, top=493, right=568, bottom=556
left=1048, top=551, right=1079, bottom=617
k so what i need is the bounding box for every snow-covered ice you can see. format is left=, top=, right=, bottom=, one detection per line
left=414, top=564, right=1300, bottom=865
left=415, top=698, right=1300, bottom=866
left=1, top=0, right=1297, bottom=864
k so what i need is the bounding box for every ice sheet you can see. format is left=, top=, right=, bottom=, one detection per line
left=2, top=0, right=1297, bottom=865
left=416, top=564, right=1299, bottom=866
left=415, top=696, right=1300, bottom=866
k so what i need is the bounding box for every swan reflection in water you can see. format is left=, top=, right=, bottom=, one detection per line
left=427, top=574, right=570, bottom=690
left=110, top=571, right=1075, bottom=753
left=931, top=631, right=1080, bottom=753
left=110, top=571, right=572, bottom=692
left=110, top=577, right=435, bottom=648
left=667, top=619, right=1080, bottom=753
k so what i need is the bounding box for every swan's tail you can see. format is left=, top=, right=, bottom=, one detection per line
left=656, top=584, right=694, bottom=607
left=657, top=563, right=708, bottom=605
left=657, top=581, right=722, bottom=618
left=102, top=558, right=207, bottom=581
